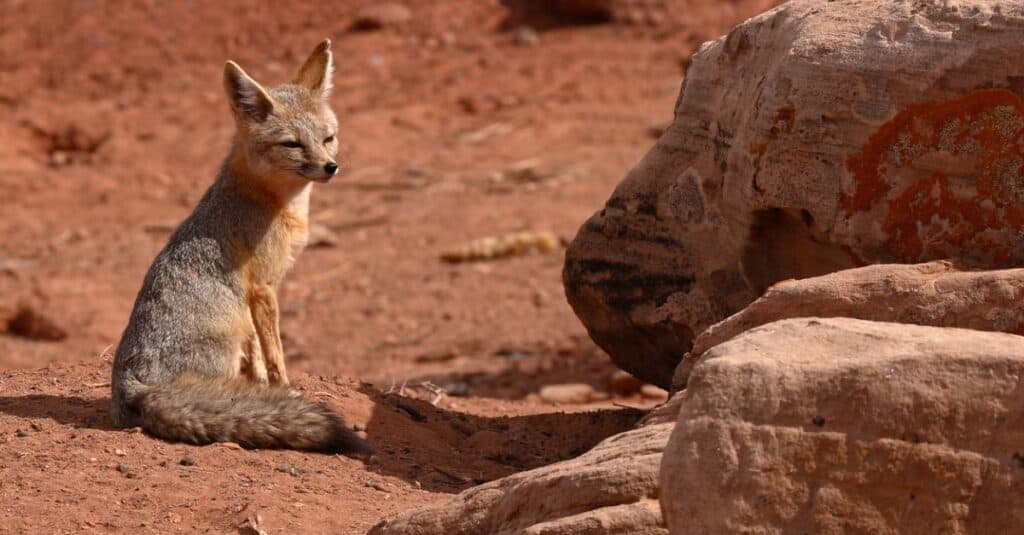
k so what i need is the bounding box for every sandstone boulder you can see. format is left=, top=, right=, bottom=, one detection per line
left=370, top=417, right=674, bottom=534
left=563, top=0, right=1024, bottom=387
left=673, top=261, right=1024, bottom=388
left=662, top=317, right=1024, bottom=533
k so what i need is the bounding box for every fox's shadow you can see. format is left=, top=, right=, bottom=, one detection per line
left=0, top=394, right=116, bottom=431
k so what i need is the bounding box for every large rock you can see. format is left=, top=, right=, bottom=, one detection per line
left=370, top=418, right=674, bottom=534
left=662, top=317, right=1024, bottom=533
left=673, top=261, right=1024, bottom=388
left=563, top=0, right=1024, bottom=387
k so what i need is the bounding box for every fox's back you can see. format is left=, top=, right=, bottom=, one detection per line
left=113, top=186, right=248, bottom=393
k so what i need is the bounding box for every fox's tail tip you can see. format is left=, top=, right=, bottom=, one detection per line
left=323, top=415, right=375, bottom=456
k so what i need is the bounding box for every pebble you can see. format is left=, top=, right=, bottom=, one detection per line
left=640, top=384, right=669, bottom=401
left=350, top=3, right=412, bottom=31
left=514, top=26, right=540, bottom=46
left=179, top=456, right=195, bottom=467
left=307, top=222, right=339, bottom=248
left=609, top=370, right=644, bottom=396
left=275, top=464, right=306, bottom=477
left=539, top=383, right=597, bottom=404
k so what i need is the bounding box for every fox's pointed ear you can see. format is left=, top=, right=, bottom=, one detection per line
left=223, top=61, right=275, bottom=122
left=293, top=39, right=333, bottom=99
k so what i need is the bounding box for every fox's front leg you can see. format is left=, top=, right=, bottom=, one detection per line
left=240, top=315, right=269, bottom=384
left=249, top=284, right=288, bottom=386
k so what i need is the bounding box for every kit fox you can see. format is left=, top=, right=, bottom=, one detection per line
left=111, top=40, right=371, bottom=454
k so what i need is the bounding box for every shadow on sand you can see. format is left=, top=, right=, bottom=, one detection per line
left=357, top=383, right=643, bottom=494
left=0, top=393, right=116, bottom=431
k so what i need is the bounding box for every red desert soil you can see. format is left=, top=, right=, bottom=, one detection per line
left=0, top=1, right=778, bottom=532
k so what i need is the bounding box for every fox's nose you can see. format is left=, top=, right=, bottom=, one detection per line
left=324, top=162, right=338, bottom=175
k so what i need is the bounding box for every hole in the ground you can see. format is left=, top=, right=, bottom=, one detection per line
left=499, top=0, right=614, bottom=31
left=25, top=122, right=110, bottom=166
left=739, top=208, right=858, bottom=295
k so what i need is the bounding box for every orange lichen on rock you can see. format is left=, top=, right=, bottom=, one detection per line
left=844, top=89, right=1024, bottom=264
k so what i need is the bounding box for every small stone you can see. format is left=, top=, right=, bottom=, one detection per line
left=352, top=423, right=367, bottom=432
left=116, top=463, right=129, bottom=474
left=307, top=222, right=339, bottom=248
left=49, top=150, right=71, bottom=166
left=179, top=456, right=195, bottom=466
left=275, top=464, right=306, bottom=477
left=350, top=3, right=412, bottom=31
left=114, top=448, right=127, bottom=456
left=15, top=429, right=28, bottom=438
left=29, top=422, right=43, bottom=432
left=640, top=384, right=669, bottom=401
left=367, top=455, right=381, bottom=465
left=609, top=370, right=644, bottom=396
left=539, top=383, right=597, bottom=404
left=514, top=26, right=540, bottom=47
left=367, top=481, right=390, bottom=492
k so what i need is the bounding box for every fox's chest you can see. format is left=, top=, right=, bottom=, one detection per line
left=244, top=211, right=309, bottom=287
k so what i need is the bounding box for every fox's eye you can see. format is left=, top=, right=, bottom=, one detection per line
left=280, top=140, right=303, bottom=149
left=323, top=135, right=335, bottom=144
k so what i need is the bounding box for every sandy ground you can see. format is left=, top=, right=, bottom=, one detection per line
left=0, top=1, right=779, bottom=532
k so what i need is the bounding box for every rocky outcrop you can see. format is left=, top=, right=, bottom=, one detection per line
left=662, top=317, right=1024, bottom=533
left=563, top=0, right=1024, bottom=387
left=673, top=261, right=1024, bottom=389
left=370, top=417, right=674, bottom=535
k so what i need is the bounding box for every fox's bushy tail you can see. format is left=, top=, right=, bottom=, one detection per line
left=132, top=376, right=373, bottom=454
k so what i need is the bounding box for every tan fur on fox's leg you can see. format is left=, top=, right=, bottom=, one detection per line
left=240, top=325, right=269, bottom=384
left=250, top=285, right=288, bottom=386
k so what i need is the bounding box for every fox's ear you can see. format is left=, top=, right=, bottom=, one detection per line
left=293, top=39, right=333, bottom=99
left=223, top=61, right=275, bottom=122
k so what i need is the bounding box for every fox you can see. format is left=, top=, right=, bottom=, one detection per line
left=110, top=40, right=371, bottom=455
